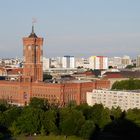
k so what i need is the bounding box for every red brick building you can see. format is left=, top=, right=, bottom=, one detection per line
left=0, top=27, right=110, bottom=106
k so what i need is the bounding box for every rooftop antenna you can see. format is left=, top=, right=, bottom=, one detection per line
left=32, top=18, right=37, bottom=33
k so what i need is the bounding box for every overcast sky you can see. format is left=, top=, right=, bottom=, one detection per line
left=0, top=0, right=140, bottom=58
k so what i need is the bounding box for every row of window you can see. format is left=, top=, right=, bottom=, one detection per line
left=32, top=93, right=58, bottom=98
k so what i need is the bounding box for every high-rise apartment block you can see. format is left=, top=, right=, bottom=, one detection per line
left=43, top=57, right=50, bottom=70
left=108, top=56, right=131, bottom=69
left=62, top=56, right=75, bottom=68
left=89, top=56, right=108, bottom=70
left=121, top=55, right=131, bottom=66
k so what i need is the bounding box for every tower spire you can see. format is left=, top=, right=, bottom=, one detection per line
left=32, top=25, right=34, bottom=34
left=28, top=23, right=37, bottom=38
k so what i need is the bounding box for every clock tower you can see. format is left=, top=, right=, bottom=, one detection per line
left=22, top=26, right=43, bottom=82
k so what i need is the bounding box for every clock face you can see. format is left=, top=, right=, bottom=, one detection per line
left=28, top=46, right=31, bottom=50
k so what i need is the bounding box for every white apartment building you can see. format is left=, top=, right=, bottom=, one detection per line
left=136, top=55, right=140, bottom=67
left=87, top=89, right=140, bottom=110
left=89, top=56, right=108, bottom=70
left=108, top=57, right=122, bottom=68
left=108, top=56, right=131, bottom=69
left=75, top=58, right=84, bottom=68
left=62, top=56, right=75, bottom=68
left=121, top=55, right=131, bottom=66
left=43, top=57, right=50, bottom=71
left=75, top=58, right=90, bottom=68
left=50, top=57, right=62, bottom=68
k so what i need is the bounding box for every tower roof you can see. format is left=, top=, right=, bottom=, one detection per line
left=28, top=25, right=38, bottom=38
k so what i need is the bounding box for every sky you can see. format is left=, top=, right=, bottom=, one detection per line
left=0, top=0, right=140, bottom=58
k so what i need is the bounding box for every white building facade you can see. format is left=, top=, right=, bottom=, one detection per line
left=136, top=55, right=140, bottom=67
left=87, top=89, right=140, bottom=110
left=89, top=56, right=108, bottom=70
left=62, top=56, right=75, bottom=68
left=43, top=57, right=50, bottom=71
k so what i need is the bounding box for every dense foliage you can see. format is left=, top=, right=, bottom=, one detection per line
left=112, top=79, right=140, bottom=90
left=0, top=98, right=140, bottom=139
left=43, top=74, right=53, bottom=81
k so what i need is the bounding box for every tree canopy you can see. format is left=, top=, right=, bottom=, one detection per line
left=112, top=79, right=140, bottom=90
left=0, top=98, right=140, bottom=139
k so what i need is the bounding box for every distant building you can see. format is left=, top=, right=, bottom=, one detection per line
left=136, top=55, right=140, bottom=67
left=121, top=55, right=131, bottom=66
left=43, top=57, right=50, bottom=70
left=50, top=57, right=62, bottom=68
left=87, top=89, right=140, bottom=110
left=75, top=58, right=84, bottom=68
left=0, top=58, right=22, bottom=68
left=62, top=56, right=75, bottom=68
left=131, top=58, right=136, bottom=67
left=102, top=70, right=140, bottom=88
left=108, top=57, right=122, bottom=69
left=0, top=67, right=7, bottom=76
left=89, top=56, right=108, bottom=70
left=108, top=56, right=131, bottom=69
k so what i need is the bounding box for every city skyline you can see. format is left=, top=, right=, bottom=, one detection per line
left=0, top=0, right=140, bottom=57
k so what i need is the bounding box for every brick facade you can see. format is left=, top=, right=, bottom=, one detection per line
left=0, top=27, right=110, bottom=106
left=23, top=26, right=43, bottom=82
left=0, top=80, right=110, bottom=106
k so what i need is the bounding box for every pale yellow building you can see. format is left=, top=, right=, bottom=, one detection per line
left=87, top=89, right=140, bottom=110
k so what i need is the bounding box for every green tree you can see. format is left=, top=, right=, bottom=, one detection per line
left=108, top=66, right=113, bottom=69
left=67, top=100, right=77, bottom=109
left=0, top=133, right=4, bottom=139
left=14, top=107, right=44, bottom=135
left=0, top=104, right=7, bottom=113
left=29, top=97, right=49, bottom=111
left=125, top=65, right=135, bottom=69
left=75, top=103, right=92, bottom=120
left=126, top=108, right=140, bottom=126
left=79, top=120, right=95, bottom=139
left=110, top=106, right=122, bottom=120
left=89, top=104, right=111, bottom=129
left=43, top=74, right=52, bottom=81
left=43, top=110, right=58, bottom=134
left=40, top=125, right=46, bottom=136
left=112, top=79, right=140, bottom=90
left=3, top=107, right=22, bottom=128
left=59, top=109, right=85, bottom=136
left=10, top=121, right=21, bottom=136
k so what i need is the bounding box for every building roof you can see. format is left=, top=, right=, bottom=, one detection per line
left=103, top=72, right=124, bottom=78
left=28, top=26, right=38, bottom=38
left=103, top=71, right=140, bottom=79
left=6, top=68, right=23, bottom=75
left=120, top=71, right=140, bottom=78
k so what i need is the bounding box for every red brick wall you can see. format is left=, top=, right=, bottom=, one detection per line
left=0, top=81, right=24, bottom=106
left=23, top=37, right=43, bottom=82
left=0, top=80, right=110, bottom=106
left=95, top=80, right=110, bottom=89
